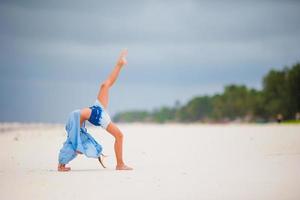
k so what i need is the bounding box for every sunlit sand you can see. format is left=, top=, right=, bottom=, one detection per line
left=0, top=123, right=299, bottom=200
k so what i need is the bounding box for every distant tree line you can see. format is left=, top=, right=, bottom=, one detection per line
left=114, top=63, right=300, bottom=123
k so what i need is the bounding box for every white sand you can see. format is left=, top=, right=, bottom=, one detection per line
left=0, top=123, right=300, bottom=200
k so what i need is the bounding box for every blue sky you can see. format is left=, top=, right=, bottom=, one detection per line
left=1, top=0, right=300, bottom=123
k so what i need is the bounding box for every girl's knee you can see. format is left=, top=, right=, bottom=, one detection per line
left=107, top=123, right=123, bottom=140
left=115, top=131, right=124, bottom=140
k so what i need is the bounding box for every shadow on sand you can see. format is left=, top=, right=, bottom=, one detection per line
left=47, top=168, right=115, bottom=172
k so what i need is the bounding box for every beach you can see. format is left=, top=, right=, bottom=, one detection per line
left=0, top=123, right=300, bottom=200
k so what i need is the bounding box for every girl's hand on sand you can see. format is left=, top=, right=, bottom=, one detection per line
left=117, top=49, right=128, bottom=66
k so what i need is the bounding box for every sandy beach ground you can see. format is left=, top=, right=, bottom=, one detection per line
left=0, top=123, right=299, bottom=200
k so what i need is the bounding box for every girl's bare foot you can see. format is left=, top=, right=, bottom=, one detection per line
left=57, top=164, right=71, bottom=172
left=116, top=164, right=133, bottom=170
left=117, top=49, right=128, bottom=66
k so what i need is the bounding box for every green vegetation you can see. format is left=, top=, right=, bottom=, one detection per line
left=114, top=63, right=300, bottom=123
left=281, top=120, right=300, bottom=124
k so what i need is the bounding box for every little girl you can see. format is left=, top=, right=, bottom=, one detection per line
left=58, top=49, right=133, bottom=171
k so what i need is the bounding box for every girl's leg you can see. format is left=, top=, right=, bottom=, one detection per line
left=98, top=49, right=132, bottom=170
left=97, top=49, right=128, bottom=108
left=106, top=122, right=132, bottom=170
